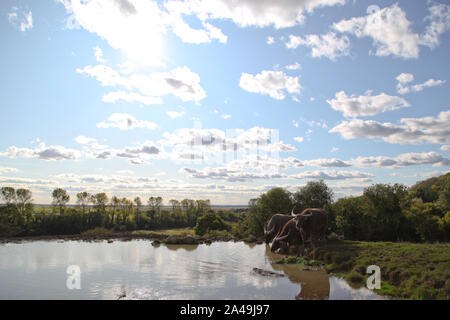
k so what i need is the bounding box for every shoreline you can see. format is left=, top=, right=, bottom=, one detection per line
left=0, top=231, right=261, bottom=245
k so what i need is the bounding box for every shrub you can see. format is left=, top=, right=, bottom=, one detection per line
left=194, top=212, right=231, bottom=236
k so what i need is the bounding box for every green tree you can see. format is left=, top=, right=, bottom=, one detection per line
left=333, top=196, right=371, bottom=240
left=148, top=196, right=163, bottom=213
left=196, top=199, right=211, bottom=214
left=246, top=187, right=292, bottom=237
left=52, top=188, right=70, bottom=214
left=363, top=184, right=408, bottom=241
left=92, top=193, right=108, bottom=212
left=194, top=212, right=230, bottom=236
left=0, top=187, right=16, bottom=207
left=437, top=182, right=450, bottom=213
left=109, top=195, right=120, bottom=224
left=16, top=188, right=33, bottom=216
left=293, top=180, right=334, bottom=212
left=134, top=196, right=142, bottom=225
left=76, top=192, right=91, bottom=214
left=169, top=199, right=180, bottom=213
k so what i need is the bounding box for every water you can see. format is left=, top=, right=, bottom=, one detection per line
left=0, top=240, right=386, bottom=300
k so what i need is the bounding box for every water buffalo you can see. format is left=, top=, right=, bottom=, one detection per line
left=291, top=208, right=328, bottom=256
left=264, top=214, right=294, bottom=245
left=270, top=217, right=303, bottom=255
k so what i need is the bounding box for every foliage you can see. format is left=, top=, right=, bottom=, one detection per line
left=292, top=180, right=334, bottom=212
left=0, top=187, right=218, bottom=237
left=194, top=212, right=231, bottom=236
left=314, top=240, right=450, bottom=300
left=51, top=188, right=70, bottom=214
left=246, top=187, right=293, bottom=238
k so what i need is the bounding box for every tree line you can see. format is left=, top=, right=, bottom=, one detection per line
left=242, top=174, right=450, bottom=242
left=0, top=187, right=215, bottom=237
left=1, top=172, right=449, bottom=242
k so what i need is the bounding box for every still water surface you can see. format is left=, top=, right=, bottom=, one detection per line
left=0, top=240, right=385, bottom=300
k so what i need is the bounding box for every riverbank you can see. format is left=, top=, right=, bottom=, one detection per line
left=0, top=227, right=260, bottom=245
left=306, top=240, right=450, bottom=300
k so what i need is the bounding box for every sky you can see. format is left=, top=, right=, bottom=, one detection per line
left=0, top=0, right=449, bottom=205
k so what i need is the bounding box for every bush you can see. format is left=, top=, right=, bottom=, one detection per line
left=194, top=212, right=231, bottom=236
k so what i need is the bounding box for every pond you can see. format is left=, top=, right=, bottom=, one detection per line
left=0, top=240, right=386, bottom=300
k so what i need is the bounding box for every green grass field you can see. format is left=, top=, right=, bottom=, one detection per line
left=313, top=240, right=450, bottom=299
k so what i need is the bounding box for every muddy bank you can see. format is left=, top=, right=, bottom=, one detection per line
left=0, top=232, right=250, bottom=245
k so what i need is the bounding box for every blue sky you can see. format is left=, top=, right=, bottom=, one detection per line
left=0, top=0, right=449, bottom=204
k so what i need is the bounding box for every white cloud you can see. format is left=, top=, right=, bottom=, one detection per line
left=411, top=171, right=446, bottom=179
left=294, top=137, right=304, bottom=143
left=221, top=114, right=231, bottom=119
left=266, top=36, right=275, bottom=45
left=327, top=91, right=410, bottom=117
left=305, top=158, right=351, bottom=168
left=285, top=62, right=301, bottom=70
left=97, top=113, right=159, bottom=130
left=410, top=78, right=446, bottom=92
left=333, top=3, right=450, bottom=59
left=0, top=143, right=79, bottom=161
left=75, top=135, right=97, bottom=145
left=60, top=0, right=167, bottom=66
left=441, top=145, right=450, bottom=151
left=396, top=73, right=446, bottom=94
left=330, top=110, right=450, bottom=145
left=285, top=32, right=350, bottom=60
left=0, top=167, right=19, bottom=174
left=169, top=15, right=227, bottom=44
left=352, top=152, right=449, bottom=168
left=202, top=22, right=227, bottom=43
left=293, top=120, right=300, bottom=128
left=164, top=0, right=346, bottom=29
left=8, top=8, right=33, bottom=32
left=396, top=73, right=414, bottom=84
left=77, top=64, right=206, bottom=104
left=60, top=0, right=233, bottom=67
left=93, top=46, right=106, bottom=63
left=333, top=3, right=420, bottom=59
left=239, top=70, right=301, bottom=100
left=166, top=110, right=186, bottom=119
left=159, top=126, right=296, bottom=154
left=290, top=170, right=373, bottom=181
left=331, top=147, right=339, bottom=153
left=291, top=96, right=301, bottom=103
left=102, top=91, right=163, bottom=105
left=74, top=136, right=108, bottom=150
left=420, top=3, right=450, bottom=49
left=181, top=167, right=287, bottom=182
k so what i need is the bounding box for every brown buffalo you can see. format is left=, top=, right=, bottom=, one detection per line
left=291, top=207, right=328, bottom=256
left=264, top=214, right=294, bottom=244
left=270, top=216, right=303, bottom=256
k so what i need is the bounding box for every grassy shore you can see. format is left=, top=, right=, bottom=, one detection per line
left=307, top=240, right=450, bottom=300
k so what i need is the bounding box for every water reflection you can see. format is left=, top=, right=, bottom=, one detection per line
left=165, top=244, right=199, bottom=251
left=0, top=240, right=386, bottom=300
left=264, top=245, right=330, bottom=300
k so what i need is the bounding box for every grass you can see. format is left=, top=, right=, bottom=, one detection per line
left=80, top=227, right=118, bottom=237
left=132, top=228, right=194, bottom=237
left=276, top=256, right=322, bottom=267
left=311, top=240, right=450, bottom=300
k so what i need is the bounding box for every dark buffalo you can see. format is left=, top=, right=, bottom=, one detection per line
left=270, top=216, right=303, bottom=256
left=264, top=214, right=293, bottom=244
left=292, top=208, right=328, bottom=256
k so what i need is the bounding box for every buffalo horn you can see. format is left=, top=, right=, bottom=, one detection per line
left=291, top=205, right=297, bottom=216
left=275, top=232, right=290, bottom=242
